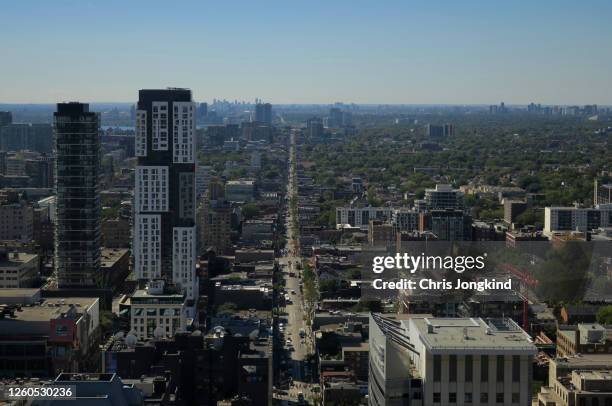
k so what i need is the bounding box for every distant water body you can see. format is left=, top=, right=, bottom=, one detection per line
left=101, top=125, right=134, bottom=131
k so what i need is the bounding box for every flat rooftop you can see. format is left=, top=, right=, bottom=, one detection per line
left=56, top=373, right=115, bottom=382
left=0, top=252, right=38, bottom=267
left=554, top=353, right=612, bottom=369
left=574, top=369, right=612, bottom=381
left=132, top=289, right=184, bottom=299
left=100, top=248, right=129, bottom=268
left=407, top=317, right=537, bottom=352
left=226, top=180, right=255, bottom=185
left=0, top=297, right=97, bottom=323
left=0, top=288, right=41, bottom=298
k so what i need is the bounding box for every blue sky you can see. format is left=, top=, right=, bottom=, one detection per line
left=1, top=0, right=611, bottom=104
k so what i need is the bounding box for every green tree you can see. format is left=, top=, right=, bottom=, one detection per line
left=241, top=203, right=260, bottom=220
left=516, top=208, right=543, bottom=228
left=597, top=305, right=612, bottom=324
left=99, top=310, right=115, bottom=338
left=216, top=302, right=238, bottom=316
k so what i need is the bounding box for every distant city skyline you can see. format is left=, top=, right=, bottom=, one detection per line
left=1, top=0, right=611, bottom=105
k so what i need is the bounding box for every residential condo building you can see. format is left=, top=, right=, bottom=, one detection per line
left=133, top=89, right=197, bottom=300
left=254, top=102, right=272, bottom=125
left=424, top=184, right=464, bottom=210
left=544, top=205, right=612, bottom=237
left=54, top=102, right=101, bottom=288
left=336, top=206, right=394, bottom=231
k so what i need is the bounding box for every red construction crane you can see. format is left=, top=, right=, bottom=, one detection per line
left=498, top=263, right=539, bottom=331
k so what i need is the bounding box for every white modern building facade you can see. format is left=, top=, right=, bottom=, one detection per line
left=544, top=205, right=612, bottom=237
left=369, top=314, right=537, bottom=406
left=336, top=206, right=394, bottom=230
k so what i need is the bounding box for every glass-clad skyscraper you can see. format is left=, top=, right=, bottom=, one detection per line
left=54, top=102, right=101, bottom=288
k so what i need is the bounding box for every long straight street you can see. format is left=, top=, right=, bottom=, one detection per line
left=274, top=131, right=318, bottom=405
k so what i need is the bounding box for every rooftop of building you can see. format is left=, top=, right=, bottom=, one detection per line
left=234, top=248, right=275, bottom=253
left=138, top=88, right=192, bottom=101
left=426, top=184, right=457, bottom=192
left=547, top=205, right=612, bottom=210
left=100, top=247, right=129, bottom=268
left=553, top=353, right=612, bottom=369
left=0, top=288, right=41, bottom=299
left=211, top=271, right=248, bottom=281
left=407, top=316, right=537, bottom=352
left=552, top=369, right=612, bottom=394
left=226, top=179, right=255, bottom=186
left=558, top=323, right=612, bottom=345
left=243, top=218, right=275, bottom=224
left=217, top=283, right=271, bottom=292
left=342, top=341, right=369, bottom=352
left=0, top=251, right=37, bottom=267
left=132, top=289, right=185, bottom=300
left=573, top=369, right=612, bottom=382
left=208, top=314, right=271, bottom=338
left=0, top=297, right=97, bottom=324
left=56, top=372, right=115, bottom=382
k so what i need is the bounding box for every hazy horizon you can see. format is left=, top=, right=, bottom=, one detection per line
left=2, top=0, right=611, bottom=105
left=0, top=101, right=610, bottom=108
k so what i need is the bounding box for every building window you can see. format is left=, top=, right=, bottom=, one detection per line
left=433, top=355, right=441, bottom=382
left=449, top=392, right=456, bottom=403
left=465, top=354, right=473, bottom=382
left=481, top=355, right=488, bottom=382
left=449, top=354, right=457, bottom=382
left=496, top=355, right=504, bottom=382
left=512, top=355, right=520, bottom=382
left=512, top=393, right=520, bottom=403
left=433, top=392, right=441, bottom=403
left=496, top=393, right=504, bottom=403
left=465, top=393, right=473, bottom=403
left=480, top=393, right=488, bottom=403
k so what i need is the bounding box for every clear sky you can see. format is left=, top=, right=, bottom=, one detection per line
left=1, top=0, right=611, bottom=105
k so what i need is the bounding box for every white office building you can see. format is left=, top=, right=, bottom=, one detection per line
left=369, top=314, right=537, bottom=406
